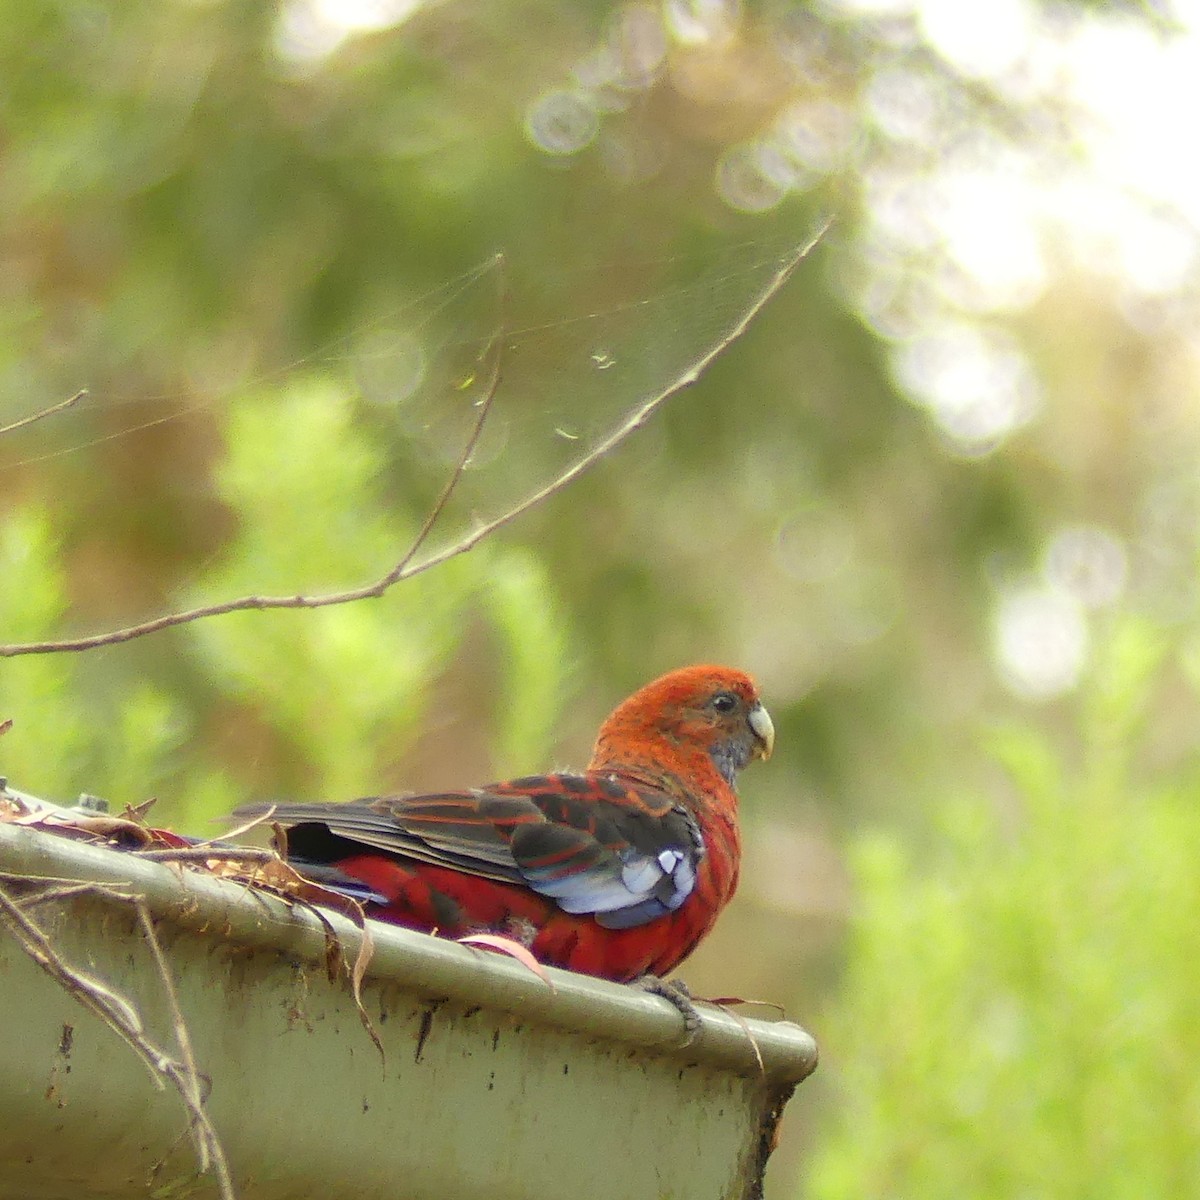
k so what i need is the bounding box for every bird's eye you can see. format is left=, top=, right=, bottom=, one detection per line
left=710, top=691, right=738, bottom=714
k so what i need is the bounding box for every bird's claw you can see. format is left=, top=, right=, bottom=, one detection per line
left=634, top=974, right=702, bottom=1046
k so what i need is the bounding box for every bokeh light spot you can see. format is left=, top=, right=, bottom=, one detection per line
left=716, top=142, right=790, bottom=213
left=1044, top=525, right=1127, bottom=610
left=776, top=511, right=855, bottom=584
left=275, top=0, right=420, bottom=62
left=611, top=3, right=668, bottom=89
left=994, top=585, right=1088, bottom=700
left=776, top=100, right=856, bottom=175
left=524, top=90, right=600, bottom=156
left=665, top=0, right=738, bottom=47
left=893, top=322, right=1040, bottom=456
left=866, top=64, right=946, bottom=145
left=353, top=329, right=427, bottom=410
left=918, top=0, right=1036, bottom=81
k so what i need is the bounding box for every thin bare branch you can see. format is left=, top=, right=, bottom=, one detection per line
left=0, top=227, right=826, bottom=657
left=713, top=1002, right=767, bottom=1078
left=0, top=881, right=162, bottom=1075
left=0, top=869, right=133, bottom=891
left=138, top=905, right=235, bottom=1199
left=14, top=882, right=115, bottom=907
left=195, top=805, right=278, bottom=849
left=381, top=306, right=505, bottom=586
left=0, top=389, right=87, bottom=437
left=137, top=847, right=276, bottom=865
left=0, top=880, right=236, bottom=1199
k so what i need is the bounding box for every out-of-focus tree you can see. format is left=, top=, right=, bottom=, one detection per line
left=2, top=1, right=1199, bottom=1194
left=808, top=615, right=1200, bottom=1197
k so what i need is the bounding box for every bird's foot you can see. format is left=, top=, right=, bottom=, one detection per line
left=634, top=975, right=702, bottom=1047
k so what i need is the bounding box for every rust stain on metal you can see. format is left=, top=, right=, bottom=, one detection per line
left=741, top=1083, right=798, bottom=1200
left=44, top=1022, right=75, bottom=1109
left=414, top=1000, right=445, bottom=1063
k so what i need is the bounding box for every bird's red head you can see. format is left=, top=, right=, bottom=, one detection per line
left=589, top=665, right=774, bottom=793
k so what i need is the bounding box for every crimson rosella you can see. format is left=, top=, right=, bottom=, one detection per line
left=237, top=665, right=773, bottom=983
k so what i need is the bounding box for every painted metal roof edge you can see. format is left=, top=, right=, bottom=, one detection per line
left=0, top=821, right=818, bottom=1085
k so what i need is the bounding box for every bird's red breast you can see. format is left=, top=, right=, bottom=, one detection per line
left=236, top=665, right=773, bottom=982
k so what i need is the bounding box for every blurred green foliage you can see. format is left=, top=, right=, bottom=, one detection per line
left=1, top=369, right=572, bottom=817
left=809, top=615, right=1200, bottom=1197
left=2, top=1, right=1199, bottom=1196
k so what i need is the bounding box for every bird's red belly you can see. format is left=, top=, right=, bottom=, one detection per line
left=335, top=854, right=724, bottom=983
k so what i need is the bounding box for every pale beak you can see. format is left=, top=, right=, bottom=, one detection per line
left=748, top=703, right=775, bottom=761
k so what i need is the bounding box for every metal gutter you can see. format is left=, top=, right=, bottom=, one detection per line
left=0, top=820, right=817, bottom=1200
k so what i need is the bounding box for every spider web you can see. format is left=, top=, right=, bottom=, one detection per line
left=0, top=223, right=823, bottom=649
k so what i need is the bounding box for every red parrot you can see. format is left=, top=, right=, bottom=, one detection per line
left=237, top=665, right=773, bottom=983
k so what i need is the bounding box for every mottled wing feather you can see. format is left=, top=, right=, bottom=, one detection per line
left=256, top=796, right=537, bottom=886
left=241, top=773, right=704, bottom=929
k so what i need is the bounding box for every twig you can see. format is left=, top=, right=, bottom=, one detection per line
left=137, top=847, right=276, bottom=865
left=711, top=1002, right=767, bottom=1078
left=0, top=881, right=160, bottom=1072
left=379, top=299, right=504, bottom=584
left=194, top=805, right=278, bottom=849
left=138, top=905, right=235, bottom=1199
left=0, top=869, right=127, bottom=890
left=12, top=881, right=118, bottom=907
left=0, top=227, right=826, bottom=657
left=0, top=389, right=87, bottom=437
left=0, top=880, right=236, bottom=1199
